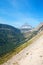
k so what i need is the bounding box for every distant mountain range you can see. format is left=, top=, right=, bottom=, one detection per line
left=20, top=22, right=43, bottom=33
left=19, top=22, right=43, bottom=40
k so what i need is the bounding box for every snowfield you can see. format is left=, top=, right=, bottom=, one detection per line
left=2, top=35, right=43, bottom=65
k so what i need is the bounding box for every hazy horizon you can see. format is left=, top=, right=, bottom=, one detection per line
left=0, top=0, right=43, bottom=28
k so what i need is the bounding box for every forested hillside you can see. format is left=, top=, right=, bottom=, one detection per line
left=0, top=24, right=25, bottom=57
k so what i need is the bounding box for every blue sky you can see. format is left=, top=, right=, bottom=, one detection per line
left=0, top=0, right=43, bottom=28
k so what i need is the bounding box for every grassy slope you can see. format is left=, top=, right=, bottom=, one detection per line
left=0, top=31, right=43, bottom=64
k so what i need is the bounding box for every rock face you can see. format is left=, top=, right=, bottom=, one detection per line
left=37, top=22, right=43, bottom=32
left=20, top=23, right=32, bottom=33
left=34, top=22, right=43, bottom=32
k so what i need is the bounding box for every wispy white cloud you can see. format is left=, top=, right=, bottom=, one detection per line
left=0, top=7, right=39, bottom=28
left=0, top=0, right=41, bottom=28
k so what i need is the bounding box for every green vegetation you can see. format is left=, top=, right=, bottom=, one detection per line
left=0, top=24, right=25, bottom=57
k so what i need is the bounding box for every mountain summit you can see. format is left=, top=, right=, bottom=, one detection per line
left=20, top=23, right=32, bottom=33
left=21, top=23, right=32, bottom=29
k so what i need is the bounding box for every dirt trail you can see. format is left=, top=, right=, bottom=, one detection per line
left=2, top=35, right=43, bottom=65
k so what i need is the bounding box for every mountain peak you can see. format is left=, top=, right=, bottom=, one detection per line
left=20, top=23, right=32, bottom=29
left=20, top=23, right=32, bottom=33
